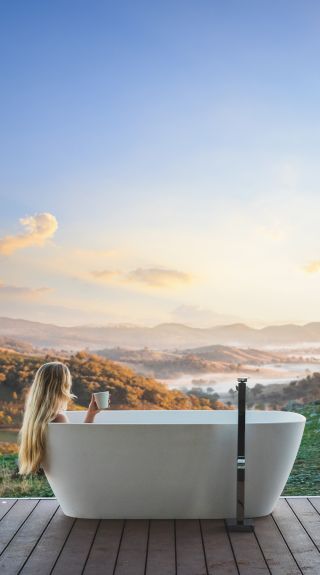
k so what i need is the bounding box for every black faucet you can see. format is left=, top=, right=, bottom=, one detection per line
left=226, top=377, right=255, bottom=532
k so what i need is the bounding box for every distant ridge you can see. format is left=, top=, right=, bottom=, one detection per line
left=0, top=316, right=320, bottom=350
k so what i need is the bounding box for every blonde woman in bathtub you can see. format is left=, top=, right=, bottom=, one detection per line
left=18, top=361, right=100, bottom=475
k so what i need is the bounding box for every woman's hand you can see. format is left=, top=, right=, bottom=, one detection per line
left=84, top=394, right=101, bottom=423
left=88, top=394, right=101, bottom=415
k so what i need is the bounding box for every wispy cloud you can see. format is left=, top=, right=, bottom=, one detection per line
left=91, top=269, right=120, bottom=280
left=303, top=260, right=320, bottom=273
left=0, top=281, right=53, bottom=299
left=90, top=267, right=194, bottom=288
left=125, top=267, right=193, bottom=287
left=0, top=213, right=58, bottom=255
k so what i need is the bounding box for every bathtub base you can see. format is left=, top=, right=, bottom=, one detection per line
left=225, top=518, right=255, bottom=532
left=57, top=501, right=275, bottom=521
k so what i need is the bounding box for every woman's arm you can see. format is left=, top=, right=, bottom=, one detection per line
left=84, top=394, right=101, bottom=423
left=51, top=396, right=100, bottom=423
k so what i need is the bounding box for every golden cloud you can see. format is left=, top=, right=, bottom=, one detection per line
left=303, top=261, right=320, bottom=274
left=90, top=267, right=193, bottom=288
left=0, top=213, right=58, bottom=255
left=125, top=268, right=193, bottom=287
left=91, top=270, right=121, bottom=280
left=0, top=281, right=53, bottom=299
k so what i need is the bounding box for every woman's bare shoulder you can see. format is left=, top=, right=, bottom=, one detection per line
left=51, top=412, right=69, bottom=423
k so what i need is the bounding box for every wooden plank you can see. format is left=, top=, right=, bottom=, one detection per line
left=0, top=499, right=38, bottom=555
left=0, top=499, right=17, bottom=521
left=201, top=519, right=238, bottom=575
left=2, top=498, right=320, bottom=575
left=20, top=507, right=75, bottom=575
left=84, top=520, right=124, bottom=575
left=228, top=530, right=269, bottom=574
left=287, top=498, right=320, bottom=550
left=0, top=499, right=58, bottom=575
left=176, top=520, right=207, bottom=575
left=51, top=518, right=99, bottom=575
left=114, top=520, right=149, bottom=575
left=146, top=520, right=175, bottom=575
left=272, top=498, right=320, bottom=573
left=309, top=497, right=320, bottom=515
left=254, top=514, right=301, bottom=575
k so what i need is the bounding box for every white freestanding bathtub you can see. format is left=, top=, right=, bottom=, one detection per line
left=43, top=409, right=305, bottom=519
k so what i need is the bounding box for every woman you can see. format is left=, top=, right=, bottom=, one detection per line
left=18, top=361, right=100, bottom=475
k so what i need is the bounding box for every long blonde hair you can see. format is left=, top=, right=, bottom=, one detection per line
left=19, top=362, right=76, bottom=475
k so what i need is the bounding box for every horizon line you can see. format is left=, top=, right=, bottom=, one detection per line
left=0, top=315, right=319, bottom=331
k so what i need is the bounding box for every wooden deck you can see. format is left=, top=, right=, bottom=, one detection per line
left=0, top=498, right=320, bottom=574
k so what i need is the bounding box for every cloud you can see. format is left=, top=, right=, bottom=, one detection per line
left=0, top=212, right=58, bottom=255
left=303, top=260, right=320, bottom=274
left=0, top=281, right=53, bottom=300
left=89, top=267, right=193, bottom=288
left=39, top=245, right=124, bottom=281
left=91, top=269, right=120, bottom=280
left=125, top=268, right=193, bottom=287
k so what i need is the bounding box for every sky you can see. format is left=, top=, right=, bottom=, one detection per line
left=1, top=1, right=320, bottom=327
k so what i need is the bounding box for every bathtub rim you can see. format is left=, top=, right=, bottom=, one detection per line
left=48, top=409, right=306, bottom=426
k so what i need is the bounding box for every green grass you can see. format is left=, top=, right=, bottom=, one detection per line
left=281, top=402, right=320, bottom=496
left=0, top=403, right=319, bottom=497
left=0, top=454, right=53, bottom=497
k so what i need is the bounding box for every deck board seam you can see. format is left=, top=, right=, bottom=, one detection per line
left=174, top=519, right=177, bottom=575
left=17, top=503, right=60, bottom=574
left=199, top=520, right=209, bottom=575
left=286, top=498, right=320, bottom=553
left=308, top=498, right=320, bottom=516
left=270, top=511, right=303, bottom=574
left=112, top=519, right=126, bottom=575
left=143, top=520, right=151, bottom=575
left=252, top=523, right=272, bottom=574
left=48, top=514, right=77, bottom=574
left=0, top=499, right=18, bottom=522
left=224, top=520, right=240, bottom=575
left=0, top=499, right=41, bottom=559
left=80, top=518, right=101, bottom=575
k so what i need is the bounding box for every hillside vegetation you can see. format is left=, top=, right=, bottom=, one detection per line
left=97, top=347, right=239, bottom=378
left=96, top=344, right=293, bottom=379
left=240, top=372, right=320, bottom=409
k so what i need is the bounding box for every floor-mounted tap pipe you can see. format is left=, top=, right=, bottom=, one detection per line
left=226, top=377, right=255, bottom=532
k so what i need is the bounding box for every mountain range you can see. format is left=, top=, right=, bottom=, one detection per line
left=1, top=316, right=320, bottom=349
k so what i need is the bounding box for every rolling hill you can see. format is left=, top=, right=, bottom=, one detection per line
left=1, top=317, right=320, bottom=349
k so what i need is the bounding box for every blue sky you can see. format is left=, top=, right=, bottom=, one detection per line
left=1, top=1, right=320, bottom=326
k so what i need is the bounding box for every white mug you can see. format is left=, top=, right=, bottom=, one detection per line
left=93, top=391, right=110, bottom=409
